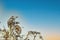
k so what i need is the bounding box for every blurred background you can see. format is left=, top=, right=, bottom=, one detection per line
left=0, top=0, right=60, bottom=40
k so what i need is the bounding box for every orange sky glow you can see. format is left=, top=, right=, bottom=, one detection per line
left=46, top=34, right=60, bottom=40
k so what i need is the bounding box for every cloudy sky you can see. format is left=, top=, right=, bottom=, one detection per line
left=0, top=0, right=60, bottom=40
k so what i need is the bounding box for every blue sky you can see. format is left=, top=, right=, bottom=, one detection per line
left=2, top=0, right=60, bottom=25
left=0, top=0, right=60, bottom=40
